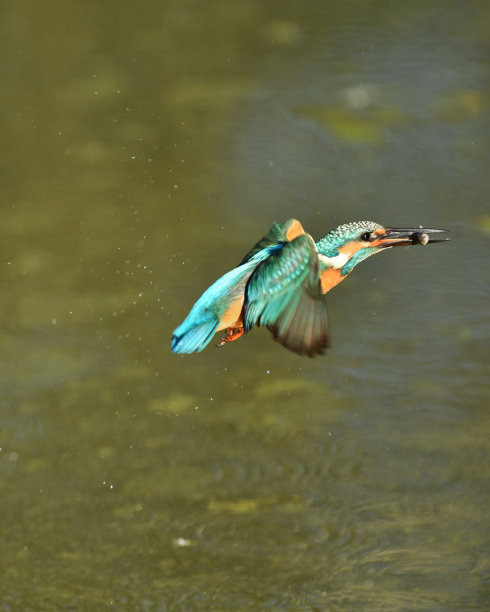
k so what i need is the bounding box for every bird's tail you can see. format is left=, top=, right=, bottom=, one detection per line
left=171, top=319, right=220, bottom=354
left=171, top=250, right=273, bottom=355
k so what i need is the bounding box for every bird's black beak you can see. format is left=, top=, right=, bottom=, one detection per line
left=375, top=227, right=450, bottom=248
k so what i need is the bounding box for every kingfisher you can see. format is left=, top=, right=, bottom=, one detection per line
left=171, top=219, right=449, bottom=357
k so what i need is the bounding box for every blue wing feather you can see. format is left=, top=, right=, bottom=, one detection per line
left=171, top=319, right=219, bottom=353
left=171, top=247, right=277, bottom=354
left=244, top=234, right=329, bottom=356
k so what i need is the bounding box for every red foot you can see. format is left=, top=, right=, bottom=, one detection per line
left=217, top=327, right=245, bottom=347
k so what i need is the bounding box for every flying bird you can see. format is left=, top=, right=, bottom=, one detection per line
left=171, top=219, right=449, bottom=357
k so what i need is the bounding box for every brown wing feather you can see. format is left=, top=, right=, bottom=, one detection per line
left=267, top=292, right=329, bottom=357
left=265, top=237, right=329, bottom=356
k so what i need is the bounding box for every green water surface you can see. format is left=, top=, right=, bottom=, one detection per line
left=1, top=1, right=489, bottom=610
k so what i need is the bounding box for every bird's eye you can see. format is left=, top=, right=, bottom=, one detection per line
left=361, top=232, right=372, bottom=241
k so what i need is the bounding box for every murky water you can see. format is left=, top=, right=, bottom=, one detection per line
left=1, top=1, right=489, bottom=610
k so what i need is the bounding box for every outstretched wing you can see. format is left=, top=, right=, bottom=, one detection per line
left=244, top=233, right=329, bottom=357
left=238, top=218, right=306, bottom=266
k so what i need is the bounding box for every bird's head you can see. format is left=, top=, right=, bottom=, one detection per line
left=316, top=221, right=449, bottom=291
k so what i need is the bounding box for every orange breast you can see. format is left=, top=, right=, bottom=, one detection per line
left=321, top=268, right=343, bottom=293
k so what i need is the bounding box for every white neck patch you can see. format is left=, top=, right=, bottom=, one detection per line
left=318, top=252, right=349, bottom=269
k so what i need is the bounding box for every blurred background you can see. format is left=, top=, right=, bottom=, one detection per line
left=1, top=0, right=489, bottom=609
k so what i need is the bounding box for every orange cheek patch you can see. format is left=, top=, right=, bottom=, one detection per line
left=285, top=219, right=306, bottom=241
left=338, top=241, right=364, bottom=257
left=321, top=268, right=343, bottom=293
